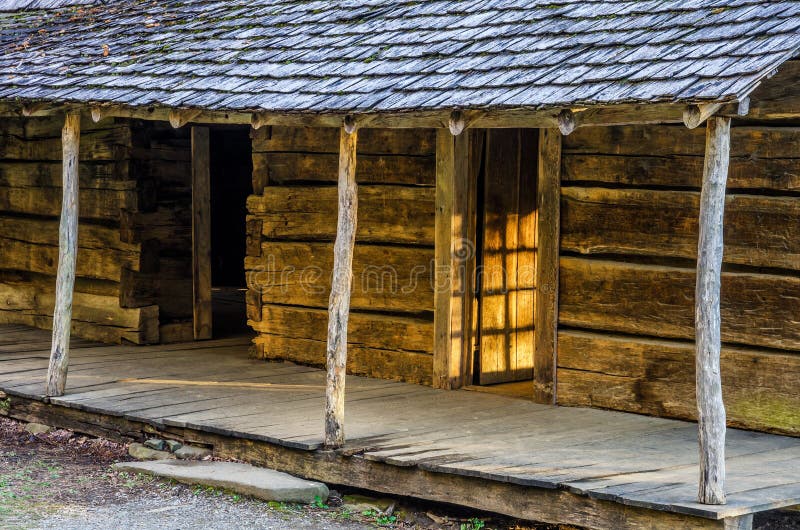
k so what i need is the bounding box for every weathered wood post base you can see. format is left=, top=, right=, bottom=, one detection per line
left=46, top=110, right=81, bottom=397
left=695, top=116, right=731, bottom=504
left=325, top=119, right=358, bottom=448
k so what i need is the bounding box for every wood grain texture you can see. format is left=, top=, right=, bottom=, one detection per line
left=561, top=187, right=800, bottom=270
left=252, top=151, right=434, bottom=186
left=534, top=128, right=560, bottom=404
left=557, top=331, right=800, bottom=436
left=191, top=126, right=212, bottom=340
left=695, top=117, right=730, bottom=505
left=248, top=242, right=433, bottom=313
left=2, top=325, right=796, bottom=528
left=325, top=126, right=358, bottom=448
left=46, top=110, right=81, bottom=397
left=478, top=129, right=536, bottom=385
left=433, top=129, right=477, bottom=389
left=247, top=185, right=434, bottom=245
left=559, top=257, right=800, bottom=352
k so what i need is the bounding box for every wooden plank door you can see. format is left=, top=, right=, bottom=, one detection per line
left=477, top=129, right=537, bottom=385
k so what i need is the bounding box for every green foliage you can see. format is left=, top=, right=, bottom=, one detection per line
left=312, top=495, right=329, bottom=509
left=0, top=398, right=10, bottom=413
left=460, top=517, right=485, bottom=530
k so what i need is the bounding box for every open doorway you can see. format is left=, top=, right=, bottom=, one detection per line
left=208, top=126, right=252, bottom=338
left=192, top=127, right=252, bottom=338
left=470, top=129, right=538, bottom=398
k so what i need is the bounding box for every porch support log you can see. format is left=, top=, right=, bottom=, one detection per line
left=695, top=116, right=731, bottom=505
left=433, top=129, right=474, bottom=389
left=533, top=128, right=562, bottom=404
left=46, top=110, right=81, bottom=397
left=325, top=119, right=358, bottom=448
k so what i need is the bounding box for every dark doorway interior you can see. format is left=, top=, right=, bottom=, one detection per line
left=209, top=127, right=252, bottom=337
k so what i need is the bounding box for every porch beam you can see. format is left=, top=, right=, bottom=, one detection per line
left=695, top=116, right=731, bottom=505
left=46, top=110, right=81, bottom=397
left=433, top=129, right=475, bottom=389
left=191, top=126, right=213, bottom=340
left=1, top=101, right=723, bottom=129
left=533, top=129, right=562, bottom=404
left=170, top=109, right=203, bottom=128
left=684, top=103, right=725, bottom=129
left=325, top=116, right=359, bottom=448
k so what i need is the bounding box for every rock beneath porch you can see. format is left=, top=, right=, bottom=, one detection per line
left=24, top=422, right=51, bottom=435
left=173, top=444, right=211, bottom=460
left=128, top=442, right=174, bottom=461
left=112, top=460, right=329, bottom=504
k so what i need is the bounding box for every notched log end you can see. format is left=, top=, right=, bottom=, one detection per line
left=448, top=110, right=466, bottom=136
left=343, top=115, right=358, bottom=134
left=557, top=109, right=576, bottom=136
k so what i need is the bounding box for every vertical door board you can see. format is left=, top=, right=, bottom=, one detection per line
left=478, top=129, right=536, bottom=385
left=191, top=126, right=213, bottom=340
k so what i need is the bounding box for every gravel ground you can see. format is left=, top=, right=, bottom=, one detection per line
left=0, top=415, right=797, bottom=530
left=22, top=493, right=373, bottom=530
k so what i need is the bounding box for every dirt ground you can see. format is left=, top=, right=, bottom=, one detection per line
left=0, top=417, right=565, bottom=530
left=0, top=416, right=797, bottom=530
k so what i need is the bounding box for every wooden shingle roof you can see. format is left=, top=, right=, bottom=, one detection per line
left=1, top=1, right=799, bottom=114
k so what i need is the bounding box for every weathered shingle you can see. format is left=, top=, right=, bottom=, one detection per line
left=1, top=0, right=798, bottom=114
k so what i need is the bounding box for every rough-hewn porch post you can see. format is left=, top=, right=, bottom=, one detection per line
left=695, top=116, right=731, bottom=505
left=325, top=117, right=358, bottom=448
left=533, top=128, right=562, bottom=404
left=46, top=110, right=81, bottom=397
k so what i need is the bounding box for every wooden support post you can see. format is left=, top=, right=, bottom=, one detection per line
left=433, top=129, right=475, bottom=389
left=325, top=119, right=358, bottom=448
left=533, top=129, right=562, bottom=405
left=696, top=116, right=731, bottom=505
left=46, top=110, right=81, bottom=397
left=191, top=126, right=213, bottom=340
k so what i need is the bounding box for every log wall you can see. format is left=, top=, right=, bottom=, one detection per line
left=0, top=115, right=193, bottom=344
left=246, top=126, right=436, bottom=384
left=557, top=123, right=800, bottom=436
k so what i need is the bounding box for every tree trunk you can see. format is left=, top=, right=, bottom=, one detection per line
left=325, top=125, right=358, bottom=448
left=696, top=116, right=730, bottom=505
left=46, top=110, right=81, bottom=397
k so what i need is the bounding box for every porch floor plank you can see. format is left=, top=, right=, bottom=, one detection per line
left=0, top=325, right=798, bottom=524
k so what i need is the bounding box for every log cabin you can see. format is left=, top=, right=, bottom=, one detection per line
left=0, top=1, right=799, bottom=528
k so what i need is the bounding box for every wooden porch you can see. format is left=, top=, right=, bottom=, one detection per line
left=0, top=325, right=797, bottom=530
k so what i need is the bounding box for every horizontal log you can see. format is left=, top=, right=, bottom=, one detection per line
left=246, top=241, right=434, bottom=313
left=252, top=126, right=435, bottom=156
left=246, top=185, right=434, bottom=245
left=0, top=216, right=143, bottom=282
left=1, top=100, right=698, bottom=130
left=0, top=126, right=132, bottom=161
left=561, top=187, right=800, bottom=270
left=559, top=257, right=800, bottom=351
left=17, top=114, right=119, bottom=138
left=557, top=330, right=800, bottom=436
left=0, top=161, right=132, bottom=188
left=252, top=303, right=433, bottom=354
left=0, top=281, right=158, bottom=344
left=561, top=153, right=800, bottom=192
left=253, top=152, right=434, bottom=186
left=252, top=305, right=433, bottom=384
left=0, top=185, right=138, bottom=221
left=119, top=208, right=191, bottom=245
left=563, top=125, right=800, bottom=159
